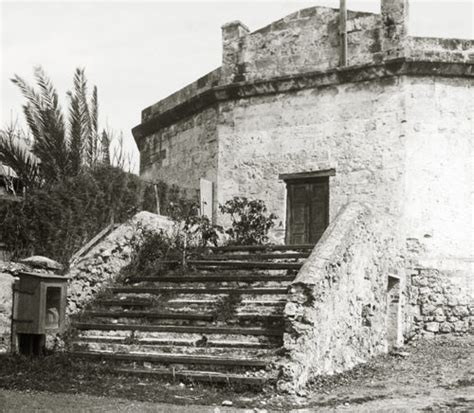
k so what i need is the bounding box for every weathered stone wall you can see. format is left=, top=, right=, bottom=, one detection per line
left=281, top=202, right=405, bottom=391
left=221, top=8, right=382, bottom=84
left=408, top=37, right=474, bottom=63
left=402, top=76, right=473, bottom=337
left=408, top=267, right=472, bottom=337
left=67, top=212, right=173, bottom=315
left=216, top=76, right=407, bottom=241
left=141, top=68, right=221, bottom=123
left=0, top=272, right=14, bottom=353
left=139, top=106, right=219, bottom=201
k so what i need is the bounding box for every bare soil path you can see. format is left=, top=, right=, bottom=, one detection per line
left=0, top=335, right=472, bottom=412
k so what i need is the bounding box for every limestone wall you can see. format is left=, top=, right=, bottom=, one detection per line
left=139, top=106, right=219, bottom=200
left=216, top=76, right=407, bottom=240
left=281, top=202, right=404, bottom=391
left=402, top=76, right=473, bottom=337
left=0, top=272, right=14, bottom=353
left=223, top=8, right=382, bottom=84
left=67, top=212, right=173, bottom=315
left=408, top=37, right=474, bottom=63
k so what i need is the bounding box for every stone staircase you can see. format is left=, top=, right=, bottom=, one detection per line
left=69, top=244, right=312, bottom=388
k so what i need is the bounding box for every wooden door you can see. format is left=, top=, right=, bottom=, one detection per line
left=286, top=178, right=329, bottom=245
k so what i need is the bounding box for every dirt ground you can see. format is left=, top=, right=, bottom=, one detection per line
left=0, top=335, right=472, bottom=412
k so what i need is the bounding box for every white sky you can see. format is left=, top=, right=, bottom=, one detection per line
left=1, top=0, right=473, bottom=173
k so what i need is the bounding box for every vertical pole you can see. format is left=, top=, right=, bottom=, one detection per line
left=153, top=184, right=160, bottom=215
left=339, top=0, right=347, bottom=66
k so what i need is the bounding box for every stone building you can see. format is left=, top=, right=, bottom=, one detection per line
left=132, top=0, right=473, bottom=344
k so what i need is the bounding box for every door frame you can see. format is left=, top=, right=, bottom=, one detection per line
left=279, top=169, right=335, bottom=245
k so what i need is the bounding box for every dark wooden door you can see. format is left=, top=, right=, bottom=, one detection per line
left=286, top=179, right=329, bottom=245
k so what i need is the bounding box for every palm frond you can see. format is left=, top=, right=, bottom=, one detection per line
left=100, top=129, right=111, bottom=165
left=11, top=75, right=45, bottom=140
left=0, top=129, right=40, bottom=189
left=68, top=89, right=83, bottom=175
left=12, top=69, right=69, bottom=182
left=33, top=66, right=64, bottom=129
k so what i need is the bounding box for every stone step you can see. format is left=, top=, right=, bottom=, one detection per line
left=94, top=298, right=287, bottom=312
left=77, top=330, right=282, bottom=346
left=110, top=287, right=288, bottom=295
left=114, top=367, right=271, bottom=387
left=209, top=244, right=314, bottom=252
left=70, top=351, right=270, bottom=371
left=80, top=311, right=284, bottom=328
left=70, top=340, right=277, bottom=357
left=188, top=260, right=303, bottom=270
left=73, top=335, right=278, bottom=348
left=74, top=323, right=284, bottom=337
left=195, top=252, right=309, bottom=260
left=126, top=274, right=296, bottom=283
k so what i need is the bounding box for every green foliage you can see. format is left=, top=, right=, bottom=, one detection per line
left=124, top=227, right=179, bottom=277
left=1, top=66, right=110, bottom=190
left=0, top=165, right=146, bottom=266
left=219, top=197, right=277, bottom=245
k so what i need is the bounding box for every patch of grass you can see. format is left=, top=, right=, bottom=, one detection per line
left=0, top=353, right=268, bottom=408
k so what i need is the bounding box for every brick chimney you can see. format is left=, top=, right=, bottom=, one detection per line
left=381, top=0, right=409, bottom=57
left=221, top=20, right=249, bottom=84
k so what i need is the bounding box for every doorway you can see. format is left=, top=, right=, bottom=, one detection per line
left=285, top=177, right=329, bottom=245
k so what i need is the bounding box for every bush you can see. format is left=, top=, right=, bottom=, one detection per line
left=219, top=197, right=277, bottom=245
left=123, top=227, right=180, bottom=277
left=0, top=165, right=147, bottom=266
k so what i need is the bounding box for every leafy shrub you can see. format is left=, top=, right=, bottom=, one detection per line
left=0, top=165, right=147, bottom=266
left=219, top=197, right=277, bottom=245
left=123, top=227, right=180, bottom=277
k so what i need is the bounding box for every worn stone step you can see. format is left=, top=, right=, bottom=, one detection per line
left=70, top=340, right=276, bottom=357
left=74, top=323, right=284, bottom=336
left=114, top=367, right=271, bottom=387
left=80, top=311, right=284, bottom=328
left=209, top=244, right=314, bottom=252
left=126, top=274, right=296, bottom=283
left=110, top=287, right=288, bottom=295
left=83, top=310, right=283, bottom=322
left=70, top=351, right=269, bottom=368
left=195, top=252, right=309, bottom=260
left=72, top=336, right=278, bottom=349
left=93, top=298, right=286, bottom=313
left=188, top=260, right=303, bottom=270
left=77, top=330, right=282, bottom=346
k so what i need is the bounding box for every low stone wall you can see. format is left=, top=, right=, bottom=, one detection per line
left=67, top=211, right=173, bottom=316
left=280, top=202, right=404, bottom=391
left=408, top=267, right=473, bottom=338
left=0, top=272, right=14, bottom=353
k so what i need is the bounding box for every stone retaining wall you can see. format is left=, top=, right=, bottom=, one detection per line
left=408, top=268, right=473, bottom=338
left=280, top=202, right=405, bottom=391
left=67, top=211, right=173, bottom=316
left=0, top=272, right=14, bottom=353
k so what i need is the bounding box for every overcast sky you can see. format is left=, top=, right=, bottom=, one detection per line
left=1, top=0, right=473, bottom=173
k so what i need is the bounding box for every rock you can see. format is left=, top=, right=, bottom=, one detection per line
left=439, top=322, right=453, bottom=333
left=391, top=350, right=410, bottom=358
left=221, top=400, right=233, bottom=406
left=425, top=322, right=439, bottom=333
left=453, top=306, right=469, bottom=318
left=421, top=303, right=436, bottom=315
left=453, top=321, right=467, bottom=332
left=19, top=256, right=63, bottom=272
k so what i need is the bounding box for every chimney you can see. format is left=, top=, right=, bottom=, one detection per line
left=381, top=0, right=409, bottom=57
left=221, top=21, right=249, bottom=84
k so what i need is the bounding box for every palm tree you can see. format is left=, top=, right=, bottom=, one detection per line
left=0, top=66, right=110, bottom=189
